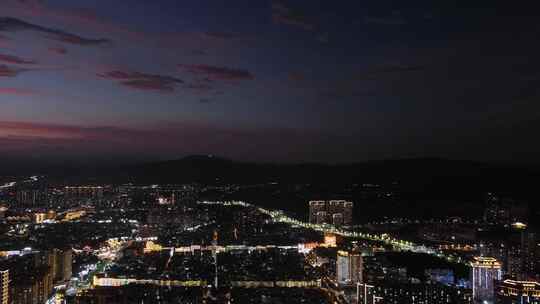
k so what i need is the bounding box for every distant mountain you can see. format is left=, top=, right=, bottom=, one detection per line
left=6, top=155, right=539, bottom=202
left=114, top=155, right=540, bottom=199
left=124, top=154, right=324, bottom=184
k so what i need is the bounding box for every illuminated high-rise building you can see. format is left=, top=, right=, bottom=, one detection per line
left=337, top=200, right=354, bottom=225
left=484, top=193, right=528, bottom=225
left=471, top=257, right=502, bottom=304
left=350, top=251, right=363, bottom=284
left=336, top=250, right=363, bottom=285
left=5, top=252, right=54, bottom=304
left=212, top=230, right=219, bottom=288
left=309, top=200, right=353, bottom=226
left=495, top=280, right=540, bottom=304
left=64, top=186, right=104, bottom=200
left=516, top=224, right=538, bottom=280
left=15, top=189, right=47, bottom=208
left=52, top=248, right=72, bottom=283
left=502, top=222, right=539, bottom=281
left=495, top=280, right=540, bottom=303
left=336, top=251, right=349, bottom=284
left=316, top=211, right=328, bottom=225
left=309, top=200, right=326, bottom=223
left=0, top=269, right=8, bottom=304
left=332, top=213, right=344, bottom=226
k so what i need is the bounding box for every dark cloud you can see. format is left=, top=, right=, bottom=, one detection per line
left=0, top=53, right=36, bottom=64
left=0, top=88, right=39, bottom=95
left=98, top=70, right=184, bottom=92
left=0, top=65, right=27, bottom=77
left=121, top=79, right=177, bottom=92
left=271, top=1, right=315, bottom=31
left=0, top=17, right=110, bottom=45
left=48, top=46, right=67, bottom=55
left=6, top=0, right=146, bottom=41
left=187, top=83, right=213, bottom=92
left=178, top=64, right=254, bottom=81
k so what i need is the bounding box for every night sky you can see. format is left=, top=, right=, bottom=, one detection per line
left=1, top=0, right=539, bottom=164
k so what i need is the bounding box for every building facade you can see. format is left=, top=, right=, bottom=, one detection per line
left=372, top=281, right=473, bottom=304
left=471, top=257, right=503, bottom=304
left=336, top=250, right=363, bottom=285
left=309, top=200, right=353, bottom=226
left=0, top=269, right=8, bottom=304
left=496, top=280, right=540, bottom=304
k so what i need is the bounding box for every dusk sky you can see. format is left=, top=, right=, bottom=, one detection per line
left=1, top=0, right=539, bottom=164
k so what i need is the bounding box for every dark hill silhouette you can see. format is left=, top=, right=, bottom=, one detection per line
left=4, top=155, right=540, bottom=201
left=115, top=156, right=538, bottom=200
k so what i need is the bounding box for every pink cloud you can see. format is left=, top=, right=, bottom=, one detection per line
left=0, top=53, right=36, bottom=65
left=48, top=46, right=67, bottom=55
left=0, top=121, right=83, bottom=139
left=97, top=70, right=184, bottom=93
left=0, top=65, right=27, bottom=77
left=0, top=88, right=39, bottom=96
left=271, top=1, right=315, bottom=31
left=178, top=64, right=254, bottom=81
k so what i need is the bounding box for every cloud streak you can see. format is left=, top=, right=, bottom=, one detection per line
left=0, top=65, right=28, bottom=77
left=271, top=1, right=315, bottom=31
left=0, top=88, right=39, bottom=96
left=0, top=17, right=111, bottom=45
left=48, top=46, right=67, bottom=55
left=0, top=53, right=36, bottom=64
left=5, top=0, right=146, bottom=42
left=178, top=64, right=254, bottom=81
left=98, top=70, right=184, bottom=92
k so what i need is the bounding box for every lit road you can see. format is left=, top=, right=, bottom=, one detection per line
left=199, top=201, right=468, bottom=266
